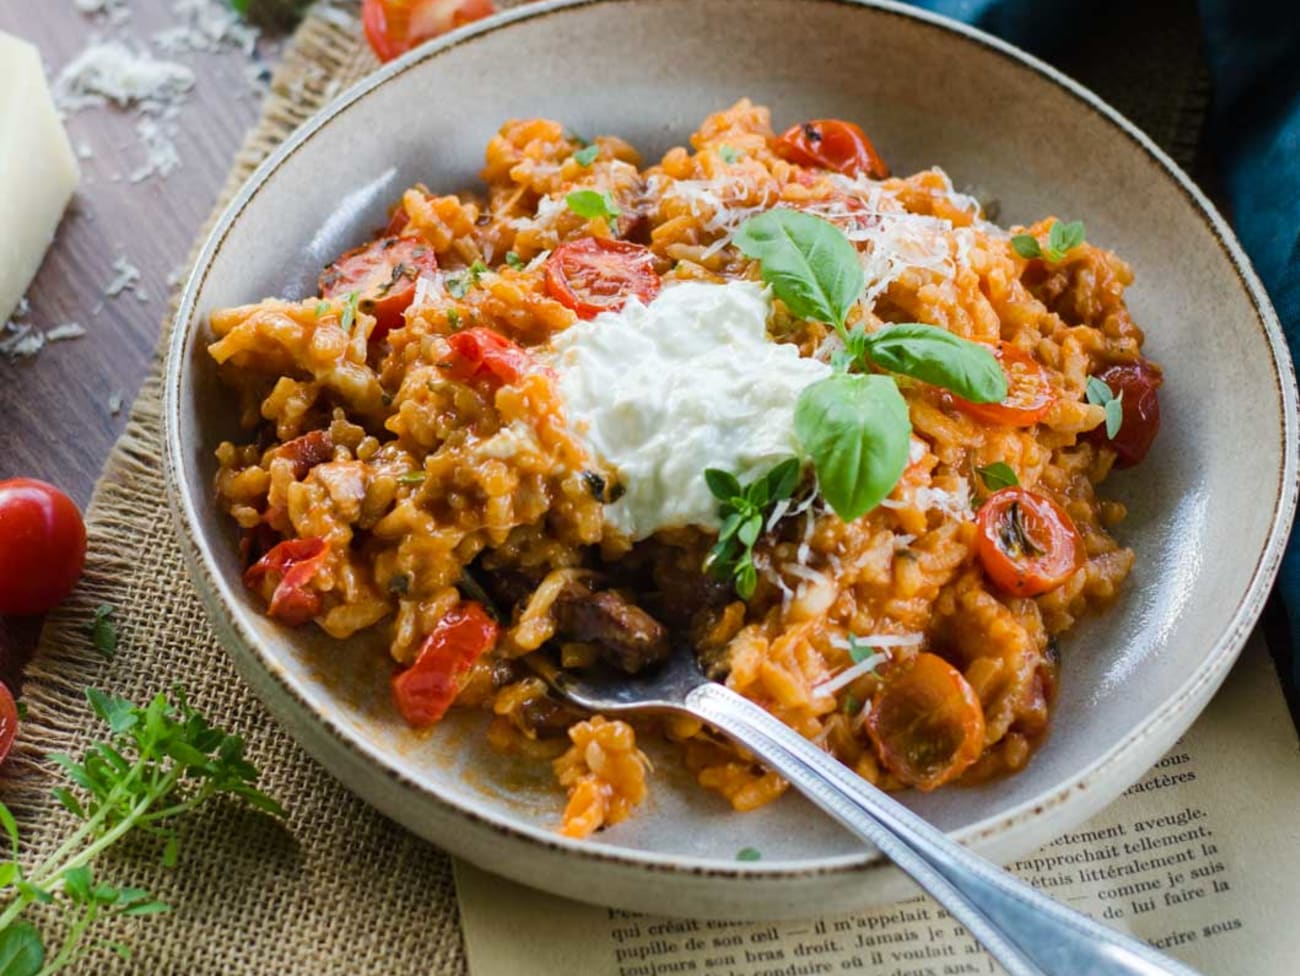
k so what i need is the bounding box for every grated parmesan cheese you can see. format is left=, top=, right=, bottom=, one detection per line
left=103, top=256, right=142, bottom=298
left=55, top=42, right=195, bottom=114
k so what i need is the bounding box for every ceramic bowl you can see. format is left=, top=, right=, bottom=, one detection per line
left=163, top=0, right=1298, bottom=919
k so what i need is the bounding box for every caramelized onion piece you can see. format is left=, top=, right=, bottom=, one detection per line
left=865, top=652, right=985, bottom=791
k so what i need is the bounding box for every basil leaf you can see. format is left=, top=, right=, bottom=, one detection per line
left=505, top=251, right=525, bottom=270
left=573, top=144, right=600, bottom=167
left=719, top=145, right=740, bottom=164
left=734, top=209, right=864, bottom=330
left=566, top=189, right=620, bottom=221
left=1047, top=220, right=1086, bottom=259
left=976, top=461, right=1019, bottom=491
left=1085, top=376, right=1125, bottom=438
left=1011, top=234, right=1042, bottom=259
left=764, top=457, right=802, bottom=503
left=704, top=468, right=742, bottom=501
left=795, top=373, right=912, bottom=522
left=863, top=324, right=1007, bottom=403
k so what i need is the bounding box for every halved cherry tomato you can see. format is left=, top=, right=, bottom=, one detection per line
left=243, top=537, right=329, bottom=626
left=362, top=0, right=496, bottom=62
left=545, top=238, right=660, bottom=320
left=392, top=602, right=499, bottom=727
left=0, top=682, right=18, bottom=767
left=275, top=429, right=335, bottom=480
left=0, top=478, right=86, bottom=616
left=320, top=237, right=438, bottom=341
left=775, top=119, right=890, bottom=180
left=1086, top=359, right=1163, bottom=467
left=865, top=652, right=985, bottom=790
left=444, top=328, right=533, bottom=389
left=949, top=342, right=1055, bottom=427
left=976, top=487, right=1083, bottom=597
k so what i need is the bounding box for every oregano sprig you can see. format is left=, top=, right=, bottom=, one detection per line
left=1086, top=376, right=1125, bottom=438
left=1012, top=220, right=1086, bottom=263
left=703, top=459, right=802, bottom=599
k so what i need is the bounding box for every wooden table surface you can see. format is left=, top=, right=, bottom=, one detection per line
left=0, top=1, right=288, bottom=687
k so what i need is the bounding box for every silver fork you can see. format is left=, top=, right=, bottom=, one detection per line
left=528, top=651, right=1201, bottom=976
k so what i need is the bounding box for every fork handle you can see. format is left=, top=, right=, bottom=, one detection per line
left=685, top=682, right=1200, bottom=976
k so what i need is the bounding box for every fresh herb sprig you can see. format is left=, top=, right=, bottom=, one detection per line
left=1011, top=220, right=1086, bottom=263
left=573, top=145, right=600, bottom=167
left=976, top=461, right=1019, bottom=492
left=566, top=189, right=620, bottom=223
left=0, top=688, right=283, bottom=975
left=703, top=459, right=801, bottom=599
left=1085, top=376, right=1124, bottom=439
left=733, top=209, right=1006, bottom=523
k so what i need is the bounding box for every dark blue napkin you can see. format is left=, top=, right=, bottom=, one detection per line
left=913, top=0, right=1300, bottom=667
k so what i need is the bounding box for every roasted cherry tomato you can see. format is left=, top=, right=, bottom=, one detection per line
left=243, top=537, right=329, bottom=626
left=362, top=0, right=496, bottom=62
left=949, top=342, right=1055, bottom=427
left=976, top=487, right=1083, bottom=597
left=545, top=238, right=660, bottom=320
left=775, top=119, right=890, bottom=180
left=320, top=236, right=438, bottom=340
left=392, top=602, right=499, bottom=727
left=865, top=652, right=985, bottom=790
left=275, top=429, right=335, bottom=480
left=1086, top=359, right=1163, bottom=467
left=0, top=478, right=86, bottom=616
left=0, top=682, right=18, bottom=767
left=444, top=328, right=533, bottom=389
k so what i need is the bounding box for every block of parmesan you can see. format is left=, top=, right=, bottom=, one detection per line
left=0, top=32, right=79, bottom=323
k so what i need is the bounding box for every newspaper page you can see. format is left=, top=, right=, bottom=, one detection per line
left=456, top=632, right=1300, bottom=975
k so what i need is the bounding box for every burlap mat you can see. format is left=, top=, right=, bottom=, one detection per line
left=1, top=2, right=1209, bottom=974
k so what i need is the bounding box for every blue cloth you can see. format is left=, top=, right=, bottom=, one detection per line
left=911, top=0, right=1300, bottom=669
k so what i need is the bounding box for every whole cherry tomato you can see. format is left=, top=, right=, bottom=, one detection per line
left=949, top=342, right=1056, bottom=427
left=0, top=479, right=86, bottom=615
left=320, top=237, right=438, bottom=340
left=544, top=238, right=660, bottom=320
left=392, top=602, right=499, bottom=727
left=865, top=652, right=985, bottom=790
left=976, top=487, right=1083, bottom=597
left=775, top=119, right=890, bottom=180
left=362, top=0, right=496, bottom=63
left=1087, top=359, right=1163, bottom=467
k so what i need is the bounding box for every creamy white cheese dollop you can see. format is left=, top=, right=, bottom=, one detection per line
left=548, top=280, right=831, bottom=540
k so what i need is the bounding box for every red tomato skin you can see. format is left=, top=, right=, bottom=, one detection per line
left=975, top=488, right=1083, bottom=597
left=243, top=537, right=329, bottom=626
left=544, top=238, right=661, bottom=320
left=1087, top=359, right=1163, bottom=467
left=320, top=237, right=438, bottom=340
left=948, top=342, right=1056, bottom=428
left=444, top=328, right=534, bottom=389
left=362, top=0, right=496, bottom=63
left=0, top=682, right=18, bottom=766
left=775, top=119, right=890, bottom=180
left=0, top=479, right=87, bottom=615
left=392, top=602, right=499, bottom=727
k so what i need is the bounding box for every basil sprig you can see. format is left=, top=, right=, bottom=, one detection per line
left=566, top=189, right=620, bottom=222
left=1012, top=220, right=1086, bottom=262
left=846, top=323, right=1006, bottom=404
left=976, top=461, right=1019, bottom=491
left=704, top=458, right=801, bottom=599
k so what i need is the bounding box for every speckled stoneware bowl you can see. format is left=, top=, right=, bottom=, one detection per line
left=163, top=0, right=1298, bottom=919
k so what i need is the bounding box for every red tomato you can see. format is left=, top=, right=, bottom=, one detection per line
left=775, top=119, right=890, bottom=180
left=0, top=479, right=86, bottom=615
left=0, top=682, right=17, bottom=767
left=1087, top=359, right=1163, bottom=467
left=976, top=487, right=1083, bottom=597
left=865, top=652, right=984, bottom=790
left=545, top=238, right=660, bottom=320
left=362, top=0, right=496, bottom=62
left=243, top=537, right=329, bottom=626
left=275, top=429, right=335, bottom=480
left=392, top=602, right=499, bottom=727
left=949, top=342, right=1056, bottom=427
left=444, top=328, right=534, bottom=389
left=320, top=237, right=438, bottom=340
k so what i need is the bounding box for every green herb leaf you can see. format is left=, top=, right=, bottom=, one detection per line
left=565, top=189, right=620, bottom=222
left=340, top=291, right=360, bottom=334
left=397, top=471, right=426, bottom=485
left=88, top=605, right=118, bottom=659
left=704, top=459, right=803, bottom=601
left=1085, top=376, right=1124, bottom=439
left=976, top=462, right=1019, bottom=491
left=1011, top=234, right=1042, bottom=260
left=447, top=274, right=471, bottom=299
left=735, top=847, right=762, bottom=862
left=842, top=693, right=861, bottom=716
left=0, top=803, right=18, bottom=858
left=1047, top=220, right=1086, bottom=261
left=861, top=324, right=1006, bottom=403
left=734, top=209, right=864, bottom=331
left=704, top=468, right=742, bottom=502
left=0, top=921, right=45, bottom=976
left=847, top=636, right=875, bottom=664
left=446, top=308, right=461, bottom=329
left=795, top=374, right=912, bottom=522
left=314, top=300, right=330, bottom=318
left=573, top=144, right=600, bottom=167
left=0, top=864, right=17, bottom=889
left=719, top=145, right=740, bottom=164
left=505, top=251, right=525, bottom=270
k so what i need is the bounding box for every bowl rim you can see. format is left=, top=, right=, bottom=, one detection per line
left=163, top=0, right=1299, bottom=881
